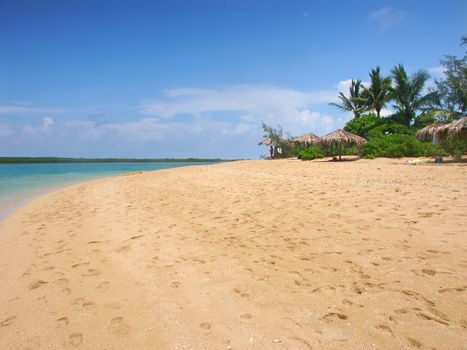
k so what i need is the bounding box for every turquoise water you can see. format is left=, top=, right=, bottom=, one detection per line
left=0, top=162, right=214, bottom=219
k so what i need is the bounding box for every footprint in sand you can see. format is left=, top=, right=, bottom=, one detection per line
left=170, top=281, right=181, bottom=288
left=108, top=317, right=131, bottom=336
left=1, top=316, right=17, bottom=327
left=96, top=281, right=110, bottom=290
left=87, top=240, right=102, bottom=245
left=71, top=262, right=89, bottom=268
left=81, top=269, right=101, bottom=277
left=130, top=234, right=145, bottom=240
left=29, top=280, right=48, bottom=289
left=375, top=324, right=394, bottom=337
left=406, top=337, right=422, bottom=348
left=199, top=322, right=211, bottom=330
left=240, top=313, right=252, bottom=320
left=57, top=316, right=69, bottom=328
left=69, top=333, right=83, bottom=347
left=321, top=312, right=348, bottom=322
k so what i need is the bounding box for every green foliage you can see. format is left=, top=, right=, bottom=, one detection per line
left=329, top=79, right=368, bottom=118
left=361, top=67, right=392, bottom=117
left=367, top=121, right=413, bottom=139
left=261, top=122, right=293, bottom=158
left=344, top=113, right=383, bottom=138
left=439, top=135, right=467, bottom=156
left=412, top=113, right=436, bottom=129
left=362, top=134, right=443, bottom=158
left=298, top=146, right=326, bottom=160
left=432, top=54, right=467, bottom=118
left=390, top=64, right=439, bottom=126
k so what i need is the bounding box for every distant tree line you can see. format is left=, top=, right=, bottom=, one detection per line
left=0, top=157, right=229, bottom=164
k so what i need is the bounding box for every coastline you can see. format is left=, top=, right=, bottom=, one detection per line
left=0, top=159, right=466, bottom=349
left=0, top=161, right=218, bottom=222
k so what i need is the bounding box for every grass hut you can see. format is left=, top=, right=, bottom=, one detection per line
left=415, top=122, right=448, bottom=143
left=291, top=132, right=320, bottom=147
left=317, top=129, right=367, bottom=160
left=445, top=116, right=466, bottom=137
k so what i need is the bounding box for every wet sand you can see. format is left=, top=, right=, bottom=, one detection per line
left=0, top=158, right=466, bottom=349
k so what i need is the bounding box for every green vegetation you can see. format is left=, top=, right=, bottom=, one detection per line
left=389, top=64, right=438, bottom=126
left=331, top=35, right=466, bottom=159
left=439, top=135, right=467, bottom=158
left=427, top=55, right=467, bottom=121
left=362, top=134, right=443, bottom=159
left=344, top=113, right=383, bottom=138
left=0, top=157, right=228, bottom=164
left=361, top=67, right=392, bottom=117
left=329, top=79, right=367, bottom=118
left=260, top=36, right=465, bottom=160
left=261, top=122, right=296, bottom=158
left=298, top=146, right=325, bottom=160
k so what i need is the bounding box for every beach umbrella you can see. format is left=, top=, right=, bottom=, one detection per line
left=415, top=122, right=448, bottom=143
left=291, top=132, right=320, bottom=146
left=317, top=129, right=367, bottom=160
left=258, top=138, right=273, bottom=146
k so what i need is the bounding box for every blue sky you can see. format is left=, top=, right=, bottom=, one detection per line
left=1, top=0, right=466, bottom=159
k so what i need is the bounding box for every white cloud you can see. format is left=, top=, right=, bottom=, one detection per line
left=22, top=117, right=55, bottom=136
left=369, top=7, right=406, bottom=30
left=134, top=84, right=343, bottom=138
left=138, top=85, right=338, bottom=118
left=428, top=66, right=446, bottom=76
left=337, top=79, right=369, bottom=94
left=0, top=104, right=65, bottom=115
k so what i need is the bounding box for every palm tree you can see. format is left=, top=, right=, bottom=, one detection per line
left=330, top=79, right=367, bottom=118
left=390, top=64, right=439, bottom=126
left=361, top=67, right=392, bottom=117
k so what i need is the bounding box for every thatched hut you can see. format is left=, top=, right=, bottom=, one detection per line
left=317, top=129, right=367, bottom=160
left=444, top=116, right=466, bottom=137
left=291, top=132, right=320, bottom=146
left=415, top=122, right=448, bottom=143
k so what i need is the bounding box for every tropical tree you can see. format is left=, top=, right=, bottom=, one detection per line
left=261, top=122, right=293, bottom=158
left=430, top=55, right=467, bottom=121
left=361, top=67, right=392, bottom=117
left=390, top=64, right=439, bottom=126
left=330, top=79, right=368, bottom=118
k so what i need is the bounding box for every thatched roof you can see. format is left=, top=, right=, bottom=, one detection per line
left=317, top=129, right=367, bottom=148
left=445, top=116, right=466, bottom=136
left=291, top=132, right=320, bottom=146
left=415, top=122, right=448, bottom=141
left=258, top=138, right=273, bottom=146
left=416, top=116, right=466, bottom=141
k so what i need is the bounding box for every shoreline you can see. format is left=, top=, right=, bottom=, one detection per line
left=1, top=159, right=466, bottom=349
left=0, top=162, right=218, bottom=223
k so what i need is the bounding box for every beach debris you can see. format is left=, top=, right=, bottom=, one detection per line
left=123, top=171, right=143, bottom=176
left=404, top=159, right=422, bottom=165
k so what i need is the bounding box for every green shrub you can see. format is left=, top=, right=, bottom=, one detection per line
left=367, top=122, right=413, bottom=139
left=298, top=146, right=326, bottom=160
left=362, top=134, right=444, bottom=158
left=344, top=113, right=383, bottom=138
left=440, top=135, right=467, bottom=156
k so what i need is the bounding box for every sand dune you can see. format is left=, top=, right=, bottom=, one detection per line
left=0, top=159, right=466, bottom=349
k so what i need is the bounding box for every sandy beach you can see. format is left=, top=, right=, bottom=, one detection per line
left=0, top=159, right=466, bottom=349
